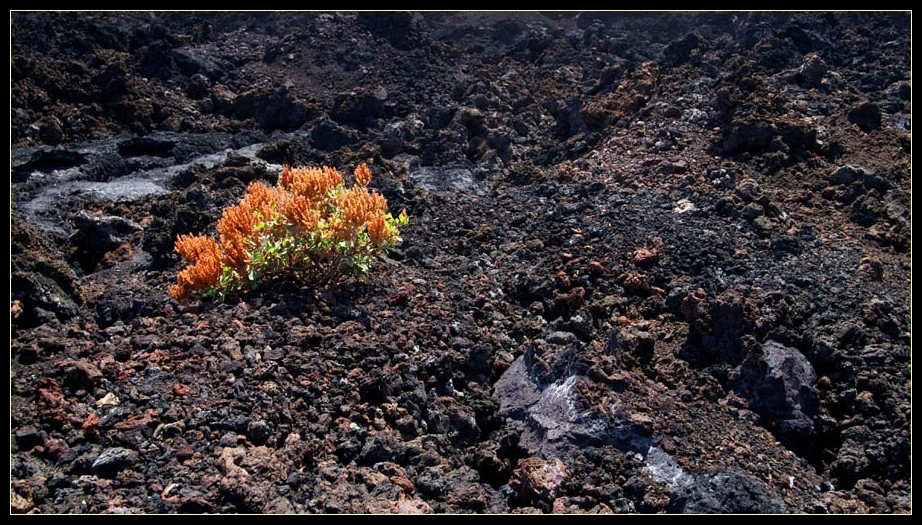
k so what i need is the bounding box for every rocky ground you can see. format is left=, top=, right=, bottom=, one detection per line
left=10, top=12, right=911, bottom=514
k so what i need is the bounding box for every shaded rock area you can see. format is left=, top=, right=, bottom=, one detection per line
left=732, top=340, right=819, bottom=450
left=668, top=470, right=787, bottom=514
left=10, top=11, right=911, bottom=514
left=11, top=213, right=84, bottom=327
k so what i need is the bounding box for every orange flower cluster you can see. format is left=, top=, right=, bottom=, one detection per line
left=366, top=214, right=389, bottom=244
left=217, top=202, right=256, bottom=272
left=240, top=181, right=281, bottom=223
left=354, top=163, right=372, bottom=187
left=338, top=186, right=388, bottom=229
left=170, top=162, right=403, bottom=301
left=169, top=234, right=222, bottom=300
left=280, top=165, right=344, bottom=202
left=283, top=195, right=321, bottom=232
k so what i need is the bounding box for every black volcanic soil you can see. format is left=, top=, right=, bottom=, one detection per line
left=10, top=12, right=911, bottom=514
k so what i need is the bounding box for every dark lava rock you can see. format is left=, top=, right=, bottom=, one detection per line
left=172, top=48, right=230, bottom=80
left=410, top=166, right=486, bottom=196
left=330, top=87, right=390, bottom=128
left=310, top=117, right=361, bottom=151
left=426, top=397, right=481, bottom=447
left=732, top=340, right=819, bottom=446
left=358, top=431, right=398, bottom=465
left=70, top=211, right=142, bottom=272
left=118, top=135, right=176, bottom=157
left=356, top=11, right=424, bottom=51
left=62, top=359, right=104, bottom=391
left=234, top=87, right=316, bottom=132
left=681, top=289, right=755, bottom=367
left=13, top=149, right=86, bottom=182
left=669, top=470, right=787, bottom=514
left=799, top=52, right=828, bottom=85
left=664, top=33, right=708, bottom=65
left=140, top=41, right=179, bottom=81
left=494, top=341, right=651, bottom=459
left=833, top=425, right=872, bottom=484
left=847, top=102, right=882, bottom=133
left=246, top=420, right=273, bottom=446
left=91, top=447, right=139, bottom=478
left=828, top=164, right=867, bottom=185
left=11, top=214, right=83, bottom=327
left=14, top=428, right=45, bottom=451
left=721, top=121, right=775, bottom=154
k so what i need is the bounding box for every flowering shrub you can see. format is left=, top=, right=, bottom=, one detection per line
left=169, top=163, right=407, bottom=301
